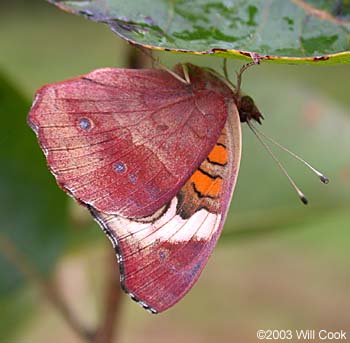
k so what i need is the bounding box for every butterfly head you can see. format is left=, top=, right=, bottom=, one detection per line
left=237, top=95, right=264, bottom=124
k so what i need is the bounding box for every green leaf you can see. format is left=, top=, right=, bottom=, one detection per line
left=47, top=0, right=350, bottom=64
left=0, top=71, right=68, bottom=339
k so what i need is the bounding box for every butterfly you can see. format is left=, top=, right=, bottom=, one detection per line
left=28, top=63, right=263, bottom=313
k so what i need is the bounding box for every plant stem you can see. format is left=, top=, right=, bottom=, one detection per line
left=93, top=251, right=123, bottom=343
left=0, top=233, right=94, bottom=342
left=126, top=44, right=151, bottom=69
left=92, top=44, right=149, bottom=343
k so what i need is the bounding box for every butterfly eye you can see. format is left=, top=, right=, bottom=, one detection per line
left=78, top=117, right=92, bottom=130
left=238, top=96, right=263, bottom=124
left=240, top=96, right=255, bottom=112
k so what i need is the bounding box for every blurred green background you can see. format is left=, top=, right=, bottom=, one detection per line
left=0, top=1, right=350, bottom=342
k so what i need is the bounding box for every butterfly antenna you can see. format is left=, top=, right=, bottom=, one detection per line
left=251, top=123, right=329, bottom=184
left=246, top=121, right=309, bottom=205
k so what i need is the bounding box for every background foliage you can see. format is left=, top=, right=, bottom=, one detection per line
left=48, top=0, right=350, bottom=63
left=0, top=1, right=349, bottom=342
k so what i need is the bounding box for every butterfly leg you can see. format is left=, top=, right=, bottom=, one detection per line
left=181, top=64, right=191, bottom=84
left=235, top=52, right=263, bottom=96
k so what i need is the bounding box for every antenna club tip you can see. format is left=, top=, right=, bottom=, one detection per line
left=301, top=196, right=308, bottom=205
left=320, top=175, right=330, bottom=184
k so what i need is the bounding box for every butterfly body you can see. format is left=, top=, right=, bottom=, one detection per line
left=28, top=63, right=245, bottom=313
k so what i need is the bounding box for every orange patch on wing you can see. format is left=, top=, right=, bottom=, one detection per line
left=191, top=170, right=223, bottom=198
left=207, top=145, right=228, bottom=165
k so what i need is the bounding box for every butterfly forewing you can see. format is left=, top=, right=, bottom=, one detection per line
left=28, top=65, right=230, bottom=218
left=92, top=103, right=242, bottom=313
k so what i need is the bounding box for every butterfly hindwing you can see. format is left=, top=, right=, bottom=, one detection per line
left=91, top=104, right=242, bottom=313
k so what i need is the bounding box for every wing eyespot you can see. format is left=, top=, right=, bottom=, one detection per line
left=78, top=117, right=93, bottom=131
left=129, top=173, right=138, bottom=184
left=114, top=161, right=127, bottom=174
